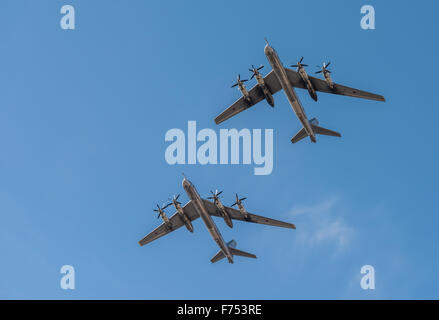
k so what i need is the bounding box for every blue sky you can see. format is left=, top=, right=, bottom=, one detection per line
left=0, top=0, right=438, bottom=299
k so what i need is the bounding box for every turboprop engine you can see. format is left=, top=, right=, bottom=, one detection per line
left=249, top=64, right=274, bottom=107
left=153, top=203, right=172, bottom=228
left=231, top=74, right=251, bottom=103
left=231, top=193, right=250, bottom=221
left=208, top=190, right=233, bottom=228
left=167, top=194, right=194, bottom=232
left=291, top=57, right=318, bottom=101
left=315, top=62, right=334, bottom=89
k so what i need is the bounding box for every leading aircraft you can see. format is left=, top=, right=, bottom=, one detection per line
left=215, top=41, right=386, bottom=143
left=138, top=177, right=296, bottom=264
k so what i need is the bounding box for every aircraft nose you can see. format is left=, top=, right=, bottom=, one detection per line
left=182, top=178, right=190, bottom=188
left=264, top=44, right=272, bottom=55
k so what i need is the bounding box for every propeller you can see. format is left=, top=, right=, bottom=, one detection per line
left=231, top=74, right=248, bottom=88
left=167, top=194, right=181, bottom=207
left=249, top=64, right=264, bottom=79
left=207, top=189, right=223, bottom=201
left=153, top=203, right=171, bottom=218
left=315, top=62, right=331, bottom=74
left=290, top=56, right=308, bottom=69
left=231, top=193, right=247, bottom=207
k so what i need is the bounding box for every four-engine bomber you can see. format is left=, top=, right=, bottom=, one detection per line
left=215, top=40, right=385, bottom=144
left=139, top=177, right=296, bottom=264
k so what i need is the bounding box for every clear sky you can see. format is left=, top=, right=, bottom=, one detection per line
left=0, top=0, right=438, bottom=299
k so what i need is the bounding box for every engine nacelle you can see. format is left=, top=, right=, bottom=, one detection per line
left=175, top=203, right=194, bottom=232
left=264, top=91, right=275, bottom=107
left=255, top=77, right=274, bottom=107
left=237, top=203, right=250, bottom=221
left=239, top=87, right=251, bottom=103
left=214, top=199, right=233, bottom=228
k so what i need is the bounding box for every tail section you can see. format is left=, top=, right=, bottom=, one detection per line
left=210, top=250, right=226, bottom=263
left=291, top=118, right=341, bottom=144
left=210, top=240, right=257, bottom=264
left=291, top=127, right=308, bottom=143
left=229, top=247, right=257, bottom=259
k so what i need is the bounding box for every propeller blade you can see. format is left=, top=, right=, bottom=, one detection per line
left=231, top=202, right=237, bottom=207
left=290, top=64, right=298, bottom=68
left=153, top=209, right=159, bottom=212
left=217, top=191, right=223, bottom=196
left=326, top=62, right=331, bottom=67
left=301, top=64, right=308, bottom=67
left=240, top=197, right=247, bottom=202
left=241, top=79, right=248, bottom=82
left=163, top=203, right=171, bottom=209
left=175, top=194, right=180, bottom=200
left=207, top=196, right=214, bottom=199
left=231, top=83, right=238, bottom=88
left=157, top=213, right=161, bottom=219
left=257, top=65, right=264, bottom=70
left=250, top=74, right=255, bottom=79
left=299, top=56, right=304, bottom=63
left=315, top=70, right=322, bottom=74
left=327, top=70, right=331, bottom=73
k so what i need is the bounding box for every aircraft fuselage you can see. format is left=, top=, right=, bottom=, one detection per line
left=264, top=44, right=316, bottom=142
left=182, top=178, right=234, bottom=263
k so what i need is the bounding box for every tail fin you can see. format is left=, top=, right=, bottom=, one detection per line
left=291, top=118, right=341, bottom=143
left=210, top=240, right=257, bottom=263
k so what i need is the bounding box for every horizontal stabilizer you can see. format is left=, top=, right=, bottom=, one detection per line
left=291, top=120, right=341, bottom=144
left=229, top=247, right=257, bottom=259
left=291, top=127, right=308, bottom=143
left=211, top=250, right=226, bottom=263
left=210, top=240, right=257, bottom=263
left=311, top=124, right=341, bottom=138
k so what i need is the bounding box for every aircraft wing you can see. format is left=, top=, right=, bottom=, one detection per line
left=202, top=199, right=295, bottom=229
left=214, top=70, right=282, bottom=124
left=138, top=200, right=199, bottom=246
left=284, top=68, right=385, bottom=102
